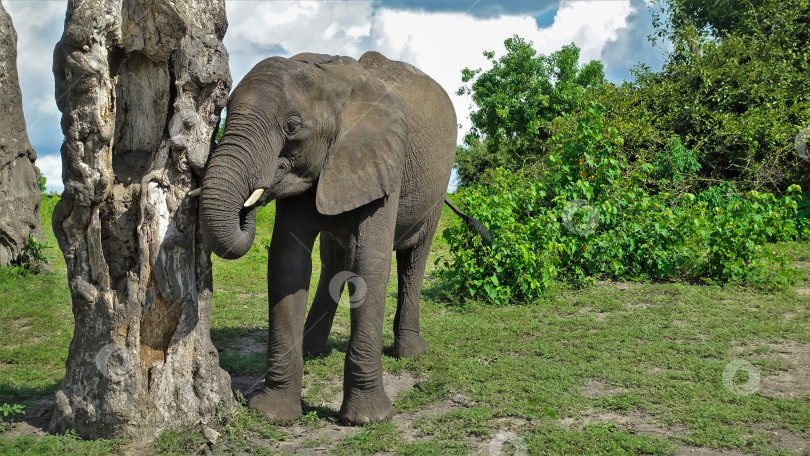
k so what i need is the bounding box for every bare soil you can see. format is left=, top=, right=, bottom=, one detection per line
left=223, top=335, right=266, bottom=357
left=730, top=343, right=810, bottom=398
left=579, top=380, right=629, bottom=399
left=2, top=395, right=53, bottom=439
left=3, top=342, right=808, bottom=454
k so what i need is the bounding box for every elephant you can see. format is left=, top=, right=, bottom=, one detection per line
left=196, top=51, right=488, bottom=426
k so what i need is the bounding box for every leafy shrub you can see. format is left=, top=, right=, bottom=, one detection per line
left=439, top=106, right=799, bottom=305
left=456, top=37, right=605, bottom=186
left=635, top=0, right=810, bottom=192
left=652, top=137, right=701, bottom=185
left=0, top=403, right=24, bottom=431
left=794, top=191, right=810, bottom=239
left=2, top=236, right=54, bottom=277
left=22, top=236, right=53, bottom=268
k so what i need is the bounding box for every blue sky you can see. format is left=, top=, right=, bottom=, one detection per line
left=2, top=0, right=667, bottom=192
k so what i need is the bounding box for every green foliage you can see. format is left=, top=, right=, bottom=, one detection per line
left=0, top=403, right=24, bottom=431
left=640, top=0, right=810, bottom=191
left=0, top=194, right=60, bottom=277
left=652, top=137, right=701, bottom=185
left=440, top=106, right=799, bottom=304
left=0, top=236, right=52, bottom=277
left=457, top=36, right=604, bottom=186
left=795, top=192, right=810, bottom=238
left=458, top=1, right=810, bottom=193
left=1, top=402, right=25, bottom=419
left=38, top=175, right=47, bottom=193
left=652, top=0, right=766, bottom=43
left=2, top=182, right=810, bottom=453
left=40, top=193, right=59, bottom=220
left=24, top=236, right=53, bottom=266
left=216, top=115, right=225, bottom=142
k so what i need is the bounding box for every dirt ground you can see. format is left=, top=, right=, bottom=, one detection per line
left=3, top=343, right=808, bottom=455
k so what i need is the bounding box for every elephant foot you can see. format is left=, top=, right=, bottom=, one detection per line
left=393, top=331, right=430, bottom=358
left=339, top=385, right=394, bottom=426
left=248, top=386, right=302, bottom=424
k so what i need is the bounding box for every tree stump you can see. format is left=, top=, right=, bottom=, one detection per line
left=0, top=3, right=44, bottom=269
left=49, top=0, right=234, bottom=441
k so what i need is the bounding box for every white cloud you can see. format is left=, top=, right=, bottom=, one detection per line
left=35, top=153, right=62, bottom=193
left=32, top=95, right=59, bottom=117
left=542, top=0, right=634, bottom=59
left=3, top=0, right=66, bottom=167
left=225, top=1, right=375, bottom=56
left=366, top=10, right=545, bottom=133
left=224, top=0, right=635, bottom=139
left=5, top=0, right=647, bottom=194
left=601, top=0, right=667, bottom=81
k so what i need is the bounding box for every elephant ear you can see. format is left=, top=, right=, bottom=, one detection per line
left=316, top=75, right=407, bottom=216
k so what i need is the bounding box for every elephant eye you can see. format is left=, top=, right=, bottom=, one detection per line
left=284, top=116, right=304, bottom=135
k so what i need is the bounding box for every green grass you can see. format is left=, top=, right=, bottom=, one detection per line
left=0, top=194, right=70, bottom=404
left=0, top=195, right=808, bottom=454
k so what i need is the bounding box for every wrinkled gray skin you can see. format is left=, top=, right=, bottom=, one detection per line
left=199, top=52, right=456, bottom=425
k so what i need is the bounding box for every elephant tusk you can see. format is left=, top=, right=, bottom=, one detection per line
left=244, top=188, right=265, bottom=207
left=188, top=188, right=201, bottom=197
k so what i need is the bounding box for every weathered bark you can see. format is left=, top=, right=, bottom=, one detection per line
left=50, top=0, right=233, bottom=441
left=0, top=3, right=44, bottom=269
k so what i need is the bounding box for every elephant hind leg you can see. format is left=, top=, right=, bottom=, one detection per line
left=303, top=232, right=347, bottom=356
left=392, top=207, right=441, bottom=358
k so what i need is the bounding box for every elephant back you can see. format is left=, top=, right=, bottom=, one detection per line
left=359, top=52, right=457, bottom=234
left=358, top=51, right=456, bottom=157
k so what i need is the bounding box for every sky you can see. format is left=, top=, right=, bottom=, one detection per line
left=2, top=0, right=668, bottom=193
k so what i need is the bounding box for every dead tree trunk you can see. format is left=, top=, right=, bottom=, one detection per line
left=50, top=0, right=233, bottom=440
left=0, top=3, right=44, bottom=269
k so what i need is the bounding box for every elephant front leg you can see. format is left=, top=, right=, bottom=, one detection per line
left=249, top=199, right=318, bottom=423
left=339, top=198, right=398, bottom=425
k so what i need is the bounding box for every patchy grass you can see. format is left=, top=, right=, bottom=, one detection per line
left=0, top=194, right=70, bottom=404
left=0, top=196, right=808, bottom=455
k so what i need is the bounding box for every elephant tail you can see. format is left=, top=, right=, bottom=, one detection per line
left=444, top=197, right=492, bottom=242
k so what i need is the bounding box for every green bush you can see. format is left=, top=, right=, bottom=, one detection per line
left=440, top=106, right=799, bottom=305
left=793, top=191, right=810, bottom=239
left=634, top=0, right=810, bottom=192
left=456, top=37, right=605, bottom=186
left=0, top=403, right=24, bottom=431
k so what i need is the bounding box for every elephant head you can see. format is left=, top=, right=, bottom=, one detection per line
left=198, top=53, right=408, bottom=259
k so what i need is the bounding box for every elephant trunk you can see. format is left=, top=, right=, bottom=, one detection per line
left=200, top=146, right=265, bottom=260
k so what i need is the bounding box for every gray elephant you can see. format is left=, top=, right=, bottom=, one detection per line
left=196, top=51, right=487, bottom=425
